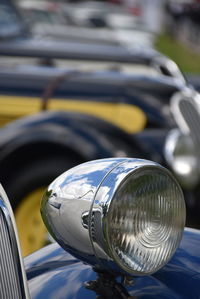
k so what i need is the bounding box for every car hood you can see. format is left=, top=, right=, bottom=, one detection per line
left=25, top=227, right=200, bottom=298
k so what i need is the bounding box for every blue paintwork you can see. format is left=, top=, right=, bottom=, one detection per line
left=25, top=228, right=200, bottom=298
left=0, top=64, right=179, bottom=129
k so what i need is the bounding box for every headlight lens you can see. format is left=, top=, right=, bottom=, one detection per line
left=106, top=167, right=185, bottom=275
left=165, top=129, right=200, bottom=188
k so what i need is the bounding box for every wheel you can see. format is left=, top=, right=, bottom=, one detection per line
left=4, top=155, right=82, bottom=256
left=15, top=187, right=47, bottom=256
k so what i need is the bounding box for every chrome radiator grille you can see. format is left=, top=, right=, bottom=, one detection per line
left=0, top=209, right=22, bottom=299
left=0, top=186, right=29, bottom=299
left=178, top=98, right=200, bottom=148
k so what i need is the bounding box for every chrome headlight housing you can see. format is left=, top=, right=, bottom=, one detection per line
left=165, top=129, right=200, bottom=189
left=41, top=158, right=185, bottom=276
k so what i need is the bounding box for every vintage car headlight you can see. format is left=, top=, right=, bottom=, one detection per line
left=41, top=158, right=185, bottom=276
left=165, top=129, right=200, bottom=189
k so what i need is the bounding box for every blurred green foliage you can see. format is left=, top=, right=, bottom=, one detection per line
left=155, top=33, right=200, bottom=74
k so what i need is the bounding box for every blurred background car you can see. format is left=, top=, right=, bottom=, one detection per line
left=18, top=0, right=154, bottom=48
left=0, top=0, right=200, bottom=256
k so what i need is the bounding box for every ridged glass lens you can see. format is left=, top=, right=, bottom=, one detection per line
left=107, top=167, right=185, bottom=275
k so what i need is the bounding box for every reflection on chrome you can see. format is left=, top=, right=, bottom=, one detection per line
left=42, top=158, right=126, bottom=257
left=41, top=158, right=185, bottom=276
left=165, top=129, right=200, bottom=188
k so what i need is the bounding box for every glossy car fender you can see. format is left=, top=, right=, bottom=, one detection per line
left=0, top=110, right=150, bottom=160
left=0, top=111, right=152, bottom=194
left=0, top=65, right=180, bottom=129
left=24, top=228, right=200, bottom=298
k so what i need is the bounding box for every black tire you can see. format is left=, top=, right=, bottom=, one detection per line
left=4, top=155, right=83, bottom=210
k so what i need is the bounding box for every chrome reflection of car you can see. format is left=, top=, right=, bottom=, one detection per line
left=1, top=158, right=200, bottom=298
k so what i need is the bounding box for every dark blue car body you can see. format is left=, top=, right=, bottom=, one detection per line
left=25, top=227, right=200, bottom=299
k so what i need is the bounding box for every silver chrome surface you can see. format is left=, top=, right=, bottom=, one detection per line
left=164, top=129, right=200, bottom=188
left=152, top=56, right=186, bottom=84
left=0, top=185, right=29, bottom=299
left=171, top=89, right=200, bottom=148
left=41, top=158, right=126, bottom=259
left=41, top=158, right=185, bottom=275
